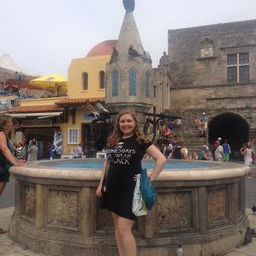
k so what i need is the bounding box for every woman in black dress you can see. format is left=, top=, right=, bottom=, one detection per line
left=0, top=114, right=25, bottom=234
left=96, top=111, right=166, bottom=256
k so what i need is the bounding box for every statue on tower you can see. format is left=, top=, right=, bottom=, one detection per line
left=123, top=0, right=135, bottom=13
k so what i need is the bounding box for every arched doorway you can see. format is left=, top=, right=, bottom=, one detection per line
left=208, top=112, right=249, bottom=160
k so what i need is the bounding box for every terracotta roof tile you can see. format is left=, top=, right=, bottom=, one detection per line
left=86, top=40, right=117, bottom=57
left=56, top=97, right=105, bottom=107
left=9, top=105, right=63, bottom=113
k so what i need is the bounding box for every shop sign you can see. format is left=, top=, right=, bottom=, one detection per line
left=22, top=118, right=53, bottom=127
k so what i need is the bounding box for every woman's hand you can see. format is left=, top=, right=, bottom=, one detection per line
left=14, top=159, right=26, bottom=166
left=148, top=175, right=153, bottom=183
left=96, top=184, right=102, bottom=197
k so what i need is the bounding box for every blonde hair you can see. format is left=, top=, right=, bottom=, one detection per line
left=0, top=114, right=12, bottom=131
left=107, top=110, right=150, bottom=147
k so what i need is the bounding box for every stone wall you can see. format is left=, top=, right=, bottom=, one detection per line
left=168, top=19, right=256, bottom=87
left=157, top=19, right=256, bottom=145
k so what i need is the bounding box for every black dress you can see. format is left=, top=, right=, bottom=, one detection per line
left=105, top=136, right=152, bottom=220
left=0, top=131, right=13, bottom=182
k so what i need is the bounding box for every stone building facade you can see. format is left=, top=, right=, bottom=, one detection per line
left=156, top=19, right=256, bottom=157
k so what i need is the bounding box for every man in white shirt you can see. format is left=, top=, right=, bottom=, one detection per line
left=214, top=142, right=223, bottom=161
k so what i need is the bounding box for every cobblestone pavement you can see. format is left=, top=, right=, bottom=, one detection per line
left=0, top=207, right=45, bottom=256
left=0, top=207, right=256, bottom=256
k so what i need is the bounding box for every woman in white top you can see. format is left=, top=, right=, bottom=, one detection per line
left=240, top=143, right=253, bottom=166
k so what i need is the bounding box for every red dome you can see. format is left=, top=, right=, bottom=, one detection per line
left=86, top=40, right=117, bottom=57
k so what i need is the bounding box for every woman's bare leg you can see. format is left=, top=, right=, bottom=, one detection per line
left=0, top=182, right=6, bottom=196
left=116, top=216, right=136, bottom=256
left=112, top=213, right=124, bottom=255
left=0, top=182, right=7, bottom=234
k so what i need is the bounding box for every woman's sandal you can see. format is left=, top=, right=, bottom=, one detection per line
left=0, top=227, right=7, bottom=234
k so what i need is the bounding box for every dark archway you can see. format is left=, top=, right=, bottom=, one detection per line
left=208, top=113, right=249, bottom=160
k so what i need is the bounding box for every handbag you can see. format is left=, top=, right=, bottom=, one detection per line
left=140, top=168, right=157, bottom=210
left=132, top=174, right=148, bottom=216
left=98, top=162, right=109, bottom=209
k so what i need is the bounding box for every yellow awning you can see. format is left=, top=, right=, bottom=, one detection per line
left=30, top=74, right=67, bottom=94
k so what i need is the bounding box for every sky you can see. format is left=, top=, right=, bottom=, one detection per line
left=0, top=0, right=255, bottom=77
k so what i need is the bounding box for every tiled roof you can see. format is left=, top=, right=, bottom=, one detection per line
left=9, top=105, right=63, bottom=113
left=56, top=97, right=105, bottom=107
left=86, top=40, right=117, bottom=57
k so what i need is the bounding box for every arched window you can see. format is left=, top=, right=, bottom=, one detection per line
left=129, top=68, right=136, bottom=96
left=82, top=72, right=88, bottom=90
left=144, top=70, right=151, bottom=97
left=99, top=71, right=105, bottom=89
left=112, top=70, right=119, bottom=96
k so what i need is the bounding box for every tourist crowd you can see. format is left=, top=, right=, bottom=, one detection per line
left=154, top=130, right=256, bottom=167
left=7, top=114, right=256, bottom=165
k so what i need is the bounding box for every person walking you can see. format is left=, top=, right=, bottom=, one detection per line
left=214, top=137, right=222, bottom=150
left=222, top=139, right=231, bottom=162
left=49, top=141, right=55, bottom=160
left=96, top=110, right=166, bottom=256
left=27, top=140, right=38, bottom=161
left=240, top=143, right=253, bottom=167
left=53, top=130, right=63, bottom=159
left=214, top=141, right=223, bottom=162
left=0, top=114, right=25, bottom=234
left=27, top=138, right=37, bottom=161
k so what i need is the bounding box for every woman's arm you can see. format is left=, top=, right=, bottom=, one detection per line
left=99, top=160, right=109, bottom=186
left=146, top=144, right=167, bottom=182
left=0, top=132, right=22, bottom=166
left=240, top=147, right=246, bottom=156
left=96, top=159, right=109, bottom=197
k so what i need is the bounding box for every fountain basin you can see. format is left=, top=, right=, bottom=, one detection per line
left=9, top=159, right=250, bottom=256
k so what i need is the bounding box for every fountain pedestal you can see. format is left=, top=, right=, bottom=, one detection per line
left=9, top=160, right=249, bottom=256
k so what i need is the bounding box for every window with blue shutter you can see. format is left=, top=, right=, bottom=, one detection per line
left=112, top=70, right=119, bottom=96
left=129, top=68, right=137, bottom=96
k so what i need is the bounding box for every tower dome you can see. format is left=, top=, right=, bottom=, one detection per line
left=86, top=40, right=117, bottom=57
